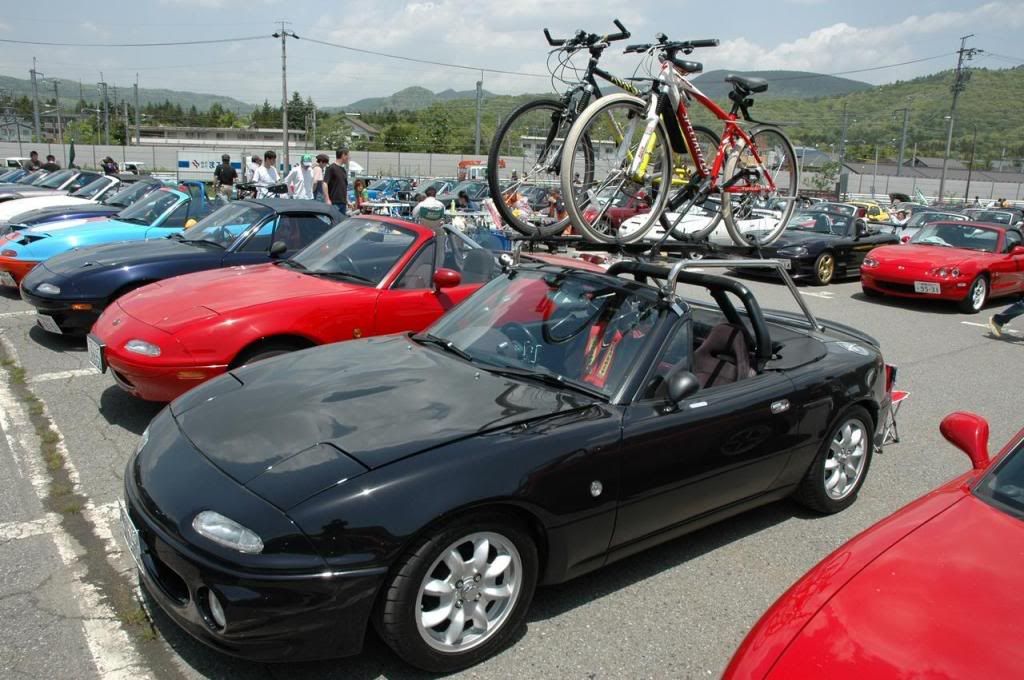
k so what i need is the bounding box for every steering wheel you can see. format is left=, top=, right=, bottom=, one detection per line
left=333, top=253, right=362, bottom=275
left=497, top=322, right=538, bottom=364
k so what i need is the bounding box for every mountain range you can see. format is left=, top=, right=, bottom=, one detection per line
left=0, top=75, right=253, bottom=113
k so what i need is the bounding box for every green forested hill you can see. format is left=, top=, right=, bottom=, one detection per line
left=0, top=75, right=253, bottom=113
left=692, top=70, right=871, bottom=100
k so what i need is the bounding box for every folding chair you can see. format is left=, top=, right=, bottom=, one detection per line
left=882, top=389, right=909, bottom=445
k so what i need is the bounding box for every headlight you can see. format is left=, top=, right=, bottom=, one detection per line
left=124, top=339, right=161, bottom=357
left=929, top=267, right=961, bottom=278
left=36, top=282, right=60, bottom=295
left=777, top=246, right=808, bottom=256
left=192, top=511, right=264, bottom=554
left=863, top=257, right=879, bottom=268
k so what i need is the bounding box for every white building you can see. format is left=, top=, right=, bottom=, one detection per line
left=137, top=125, right=307, bottom=148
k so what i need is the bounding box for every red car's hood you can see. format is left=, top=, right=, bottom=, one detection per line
left=871, top=244, right=979, bottom=269
left=770, top=494, right=1024, bottom=678
left=120, top=263, right=364, bottom=331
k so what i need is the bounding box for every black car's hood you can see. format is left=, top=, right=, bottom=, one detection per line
left=43, top=237, right=212, bottom=273
left=18, top=203, right=118, bottom=223
left=764, top=230, right=839, bottom=250
left=172, top=335, right=596, bottom=486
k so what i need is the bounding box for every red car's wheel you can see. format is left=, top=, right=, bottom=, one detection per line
left=958, top=275, right=988, bottom=314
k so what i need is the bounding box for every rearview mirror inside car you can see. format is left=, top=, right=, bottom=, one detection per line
left=269, top=240, right=287, bottom=258
left=939, top=411, right=990, bottom=470
left=667, top=368, right=701, bottom=404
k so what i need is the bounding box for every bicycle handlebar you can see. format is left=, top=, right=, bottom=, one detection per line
left=624, top=37, right=719, bottom=54
left=544, top=19, right=630, bottom=48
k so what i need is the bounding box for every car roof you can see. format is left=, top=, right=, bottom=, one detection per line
left=240, top=198, right=339, bottom=216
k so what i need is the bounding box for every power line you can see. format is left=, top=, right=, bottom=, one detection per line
left=765, top=53, right=955, bottom=82
left=0, top=36, right=268, bottom=48
left=300, top=36, right=548, bottom=78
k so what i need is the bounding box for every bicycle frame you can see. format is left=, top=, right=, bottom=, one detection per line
left=627, top=60, right=776, bottom=195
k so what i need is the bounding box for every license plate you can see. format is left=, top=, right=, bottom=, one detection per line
left=87, top=334, right=106, bottom=373
left=913, top=281, right=941, bottom=294
left=0, top=271, right=15, bottom=287
left=35, top=314, right=61, bottom=335
left=119, top=502, right=144, bottom=570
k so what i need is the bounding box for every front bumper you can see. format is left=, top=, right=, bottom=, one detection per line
left=103, top=348, right=228, bottom=402
left=0, top=255, right=40, bottom=287
left=124, top=457, right=383, bottom=661
left=861, top=272, right=969, bottom=301
left=19, top=288, right=105, bottom=335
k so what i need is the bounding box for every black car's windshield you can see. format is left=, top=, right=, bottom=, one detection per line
left=20, top=170, right=49, bottom=185
left=976, top=438, right=1024, bottom=519
left=449, top=181, right=486, bottom=198
left=970, top=210, right=1013, bottom=225
left=182, top=203, right=271, bottom=248
left=786, top=211, right=848, bottom=235
left=908, top=212, right=961, bottom=227
left=910, top=223, right=1000, bottom=252
left=116, top=189, right=180, bottom=225
left=289, top=217, right=416, bottom=284
left=102, top=181, right=157, bottom=207
left=71, top=177, right=111, bottom=199
left=426, top=268, right=661, bottom=398
left=36, top=169, right=76, bottom=189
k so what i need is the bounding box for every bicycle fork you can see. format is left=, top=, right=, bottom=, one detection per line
left=625, top=96, right=661, bottom=183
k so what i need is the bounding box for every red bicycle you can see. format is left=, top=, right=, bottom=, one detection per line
left=560, top=34, right=799, bottom=246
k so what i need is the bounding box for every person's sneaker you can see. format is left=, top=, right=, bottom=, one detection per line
left=989, top=316, right=1003, bottom=337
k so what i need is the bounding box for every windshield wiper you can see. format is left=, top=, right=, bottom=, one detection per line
left=118, top=216, right=149, bottom=224
left=412, top=332, right=473, bottom=362
left=276, top=259, right=307, bottom=270
left=311, top=270, right=374, bottom=283
left=485, top=364, right=605, bottom=399
left=182, top=238, right=226, bottom=249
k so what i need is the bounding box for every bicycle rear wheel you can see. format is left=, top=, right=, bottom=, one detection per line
left=660, top=125, right=722, bottom=242
left=560, top=93, right=672, bottom=244
left=720, top=125, right=798, bottom=247
left=487, top=99, right=593, bottom=237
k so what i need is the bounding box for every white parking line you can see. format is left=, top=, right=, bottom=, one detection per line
left=0, top=332, right=152, bottom=680
left=0, top=310, right=34, bottom=318
left=29, top=368, right=101, bottom=383
left=961, top=321, right=1022, bottom=336
left=800, top=290, right=835, bottom=299
left=0, top=513, right=61, bottom=542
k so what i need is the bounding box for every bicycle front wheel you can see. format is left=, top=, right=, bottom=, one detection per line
left=720, top=125, right=798, bottom=247
left=560, top=93, right=672, bottom=244
left=487, top=99, right=593, bottom=237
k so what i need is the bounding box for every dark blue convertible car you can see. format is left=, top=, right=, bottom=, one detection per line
left=21, top=199, right=340, bottom=335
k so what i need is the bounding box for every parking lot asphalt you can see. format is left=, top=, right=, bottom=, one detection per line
left=0, top=272, right=1021, bottom=680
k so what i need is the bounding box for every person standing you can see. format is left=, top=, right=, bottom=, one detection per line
left=252, top=150, right=279, bottom=198
left=324, top=147, right=350, bottom=215
left=41, top=154, right=60, bottom=172
left=990, top=299, right=1024, bottom=338
left=101, top=156, right=119, bottom=175
left=284, top=154, right=316, bottom=199
left=246, top=155, right=262, bottom=183
left=24, top=151, right=41, bottom=171
left=312, top=153, right=329, bottom=201
left=213, top=153, right=238, bottom=201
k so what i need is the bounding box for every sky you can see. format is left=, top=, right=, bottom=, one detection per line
left=0, top=1, right=1021, bottom=108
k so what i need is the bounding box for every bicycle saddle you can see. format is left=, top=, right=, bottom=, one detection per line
left=725, top=74, right=768, bottom=94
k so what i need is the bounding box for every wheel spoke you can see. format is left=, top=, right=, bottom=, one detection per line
left=444, top=606, right=466, bottom=646
left=468, top=602, right=490, bottom=634
left=825, top=467, right=840, bottom=491
left=849, top=427, right=863, bottom=448
left=423, top=579, right=452, bottom=596
left=482, top=583, right=512, bottom=600
left=824, top=457, right=839, bottom=471
left=421, top=598, right=454, bottom=629
left=443, top=548, right=465, bottom=579
left=471, top=537, right=491, bottom=572
left=486, top=553, right=512, bottom=579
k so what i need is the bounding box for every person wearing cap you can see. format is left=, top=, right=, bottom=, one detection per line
left=284, top=154, right=316, bottom=200
left=213, top=154, right=238, bottom=201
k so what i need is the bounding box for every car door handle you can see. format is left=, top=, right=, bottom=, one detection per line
left=771, top=399, right=790, bottom=414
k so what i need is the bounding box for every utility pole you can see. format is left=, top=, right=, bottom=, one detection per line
left=272, top=22, right=298, bottom=167
left=98, top=75, right=110, bottom=146
left=49, top=79, right=63, bottom=163
left=938, top=35, right=981, bottom=203
left=893, top=107, right=910, bottom=176
left=311, top=105, right=317, bottom=150
left=133, top=74, right=140, bottom=145
left=30, top=58, right=42, bottom=142
left=964, top=125, right=978, bottom=203
left=474, top=75, right=483, bottom=155
left=836, top=103, right=849, bottom=199
left=123, top=100, right=129, bottom=149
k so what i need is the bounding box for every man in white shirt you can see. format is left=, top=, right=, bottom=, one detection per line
left=284, top=154, right=315, bottom=199
left=253, top=150, right=279, bottom=198
left=246, top=155, right=262, bottom=183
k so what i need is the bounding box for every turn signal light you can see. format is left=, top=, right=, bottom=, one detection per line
left=1, top=249, right=15, bottom=257
left=70, top=303, right=92, bottom=311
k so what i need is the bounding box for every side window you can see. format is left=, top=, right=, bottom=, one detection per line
left=240, top=218, right=277, bottom=252
left=1005, top=229, right=1022, bottom=252
left=640, top=322, right=692, bottom=400
left=274, top=214, right=333, bottom=252
left=393, top=242, right=436, bottom=290
left=161, top=201, right=191, bottom=228
left=68, top=173, right=98, bottom=190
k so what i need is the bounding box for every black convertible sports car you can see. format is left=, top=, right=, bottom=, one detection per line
left=738, top=209, right=899, bottom=285
left=21, top=199, right=339, bottom=335
left=123, top=258, right=894, bottom=671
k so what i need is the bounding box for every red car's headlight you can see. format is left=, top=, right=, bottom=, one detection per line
left=928, top=267, right=961, bottom=278
left=863, top=257, right=879, bottom=268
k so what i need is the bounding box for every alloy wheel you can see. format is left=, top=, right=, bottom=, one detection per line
left=816, top=253, right=835, bottom=285
left=824, top=419, right=868, bottom=500
left=415, top=531, right=522, bottom=653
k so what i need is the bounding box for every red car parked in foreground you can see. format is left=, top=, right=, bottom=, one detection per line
left=581, top=191, right=652, bottom=230
left=89, top=217, right=500, bottom=401
left=724, top=411, right=1024, bottom=679
left=861, top=221, right=1024, bottom=313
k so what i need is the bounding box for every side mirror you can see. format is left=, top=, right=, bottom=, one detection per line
left=855, top=222, right=868, bottom=238
left=433, top=267, right=461, bottom=289
left=269, top=240, right=287, bottom=258
left=939, top=411, right=990, bottom=470
left=1010, top=245, right=1024, bottom=256
left=667, top=368, right=701, bottom=404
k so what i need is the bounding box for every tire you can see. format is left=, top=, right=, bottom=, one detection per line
left=721, top=125, right=798, bottom=247
left=231, top=339, right=308, bottom=368
left=958, top=274, right=988, bottom=314
left=560, top=93, right=673, bottom=244
left=812, top=251, right=835, bottom=286
left=665, top=126, right=723, bottom=242
left=487, top=99, right=593, bottom=237
left=375, top=513, right=539, bottom=673
left=793, top=406, right=874, bottom=514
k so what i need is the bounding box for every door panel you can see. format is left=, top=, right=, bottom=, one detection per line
left=612, top=373, right=798, bottom=549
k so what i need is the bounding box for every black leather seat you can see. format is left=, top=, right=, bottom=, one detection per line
left=725, top=74, right=768, bottom=94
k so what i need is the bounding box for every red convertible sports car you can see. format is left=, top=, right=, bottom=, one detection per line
left=88, top=216, right=500, bottom=402
left=861, top=221, right=1024, bottom=313
left=724, top=411, right=1024, bottom=679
